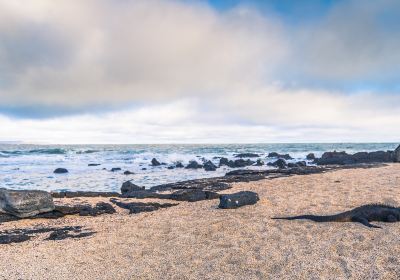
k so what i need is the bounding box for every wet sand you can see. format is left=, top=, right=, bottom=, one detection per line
left=1, top=164, right=400, bottom=279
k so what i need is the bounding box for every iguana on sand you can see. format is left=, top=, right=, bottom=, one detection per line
left=273, top=204, right=400, bottom=228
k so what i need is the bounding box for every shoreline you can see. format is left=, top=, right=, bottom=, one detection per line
left=1, top=163, right=400, bottom=278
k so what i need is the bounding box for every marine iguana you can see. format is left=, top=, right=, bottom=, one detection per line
left=273, top=204, right=400, bottom=228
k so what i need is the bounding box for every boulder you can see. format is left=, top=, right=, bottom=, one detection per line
left=232, top=159, right=254, bottom=168
left=167, top=166, right=175, bottom=170
left=314, top=151, right=355, bottom=165
left=185, top=161, right=203, bottom=169
left=235, top=153, right=260, bottom=158
left=54, top=168, right=68, bottom=174
left=219, top=157, right=230, bottom=167
left=0, top=189, right=55, bottom=218
left=267, top=152, right=293, bottom=160
left=254, top=159, right=264, bottom=166
left=306, top=153, right=315, bottom=160
left=121, top=181, right=145, bottom=194
left=267, top=159, right=287, bottom=169
left=315, top=150, right=394, bottom=165
left=123, top=170, right=135, bottom=175
left=88, top=163, right=101, bottom=166
left=395, top=145, right=400, bottom=162
left=111, top=167, right=121, bottom=172
left=203, top=160, right=217, bottom=171
left=175, top=162, right=184, bottom=168
left=218, top=191, right=259, bottom=209
left=169, top=189, right=219, bottom=202
left=151, top=158, right=161, bottom=166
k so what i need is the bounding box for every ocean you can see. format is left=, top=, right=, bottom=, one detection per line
left=0, top=143, right=397, bottom=192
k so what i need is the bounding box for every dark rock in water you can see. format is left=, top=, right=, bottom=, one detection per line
left=110, top=199, right=178, bottom=214
left=169, top=189, right=219, bottom=202
left=0, top=189, right=55, bottom=218
left=142, top=168, right=147, bottom=170
left=288, top=161, right=307, bottom=168
left=175, top=162, right=184, bottom=168
left=167, top=166, right=175, bottom=170
left=54, top=168, right=68, bottom=174
left=88, top=163, right=101, bottom=166
left=123, top=170, right=135, bottom=175
left=267, top=152, right=293, bottom=160
left=306, top=153, right=316, bottom=160
left=51, top=191, right=119, bottom=198
left=395, top=145, right=400, bottom=162
left=235, top=153, right=260, bottom=158
left=121, top=181, right=145, bottom=194
left=219, top=157, right=229, bottom=167
left=314, top=151, right=354, bottom=165
left=267, top=159, right=287, bottom=169
left=218, top=191, right=259, bottom=209
left=314, top=150, right=394, bottom=165
left=231, top=159, right=254, bottom=168
left=111, top=167, right=121, bottom=172
left=79, top=202, right=116, bottom=216
left=254, top=159, right=264, bottom=166
left=151, top=158, right=161, bottom=166
left=203, top=160, right=217, bottom=171
left=185, top=160, right=203, bottom=169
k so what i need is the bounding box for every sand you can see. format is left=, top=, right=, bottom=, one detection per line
left=1, top=164, right=400, bottom=279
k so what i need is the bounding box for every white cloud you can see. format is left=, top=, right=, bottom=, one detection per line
left=0, top=0, right=400, bottom=143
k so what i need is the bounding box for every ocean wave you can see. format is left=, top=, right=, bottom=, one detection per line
left=28, top=148, right=66, bottom=155
left=76, top=150, right=100, bottom=154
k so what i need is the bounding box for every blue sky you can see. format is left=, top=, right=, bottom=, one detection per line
left=0, top=0, right=399, bottom=143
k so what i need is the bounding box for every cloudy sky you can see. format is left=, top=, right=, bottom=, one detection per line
left=1, top=0, right=399, bottom=144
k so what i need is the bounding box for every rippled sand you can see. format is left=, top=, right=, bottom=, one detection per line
left=1, top=164, right=400, bottom=279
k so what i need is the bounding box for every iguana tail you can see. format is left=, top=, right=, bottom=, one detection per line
left=272, top=214, right=342, bottom=222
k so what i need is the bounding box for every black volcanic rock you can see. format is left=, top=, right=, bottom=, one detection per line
left=395, top=145, right=400, bottom=162
left=235, top=153, right=260, bottom=158
left=314, top=150, right=394, bottom=165
left=151, top=158, right=161, bottom=166
left=219, top=157, right=229, bottom=166
left=0, top=189, right=55, bottom=218
left=124, top=170, right=135, bottom=175
left=169, top=189, right=219, bottom=202
left=54, top=168, right=68, bottom=174
left=111, top=167, right=121, bottom=172
left=218, top=191, right=259, bottom=209
left=185, top=160, right=203, bottom=169
left=88, top=163, right=101, bottom=166
left=254, top=159, right=264, bottom=166
left=306, top=153, right=316, bottom=160
left=267, top=159, right=287, bottom=169
left=121, top=181, right=145, bottom=194
left=110, top=199, right=178, bottom=214
left=175, top=162, right=184, bottom=168
left=203, top=160, right=217, bottom=171
left=267, top=152, right=293, bottom=160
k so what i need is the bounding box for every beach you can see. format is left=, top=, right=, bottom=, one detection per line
left=1, top=163, right=400, bottom=279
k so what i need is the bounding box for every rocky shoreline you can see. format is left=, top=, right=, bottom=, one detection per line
left=1, top=146, right=399, bottom=245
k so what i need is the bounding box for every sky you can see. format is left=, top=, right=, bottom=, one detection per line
left=0, top=0, right=400, bottom=144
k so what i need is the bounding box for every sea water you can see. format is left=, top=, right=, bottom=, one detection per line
left=0, top=143, right=397, bottom=192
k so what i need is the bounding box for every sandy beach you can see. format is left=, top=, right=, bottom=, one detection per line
left=1, top=163, right=400, bottom=279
